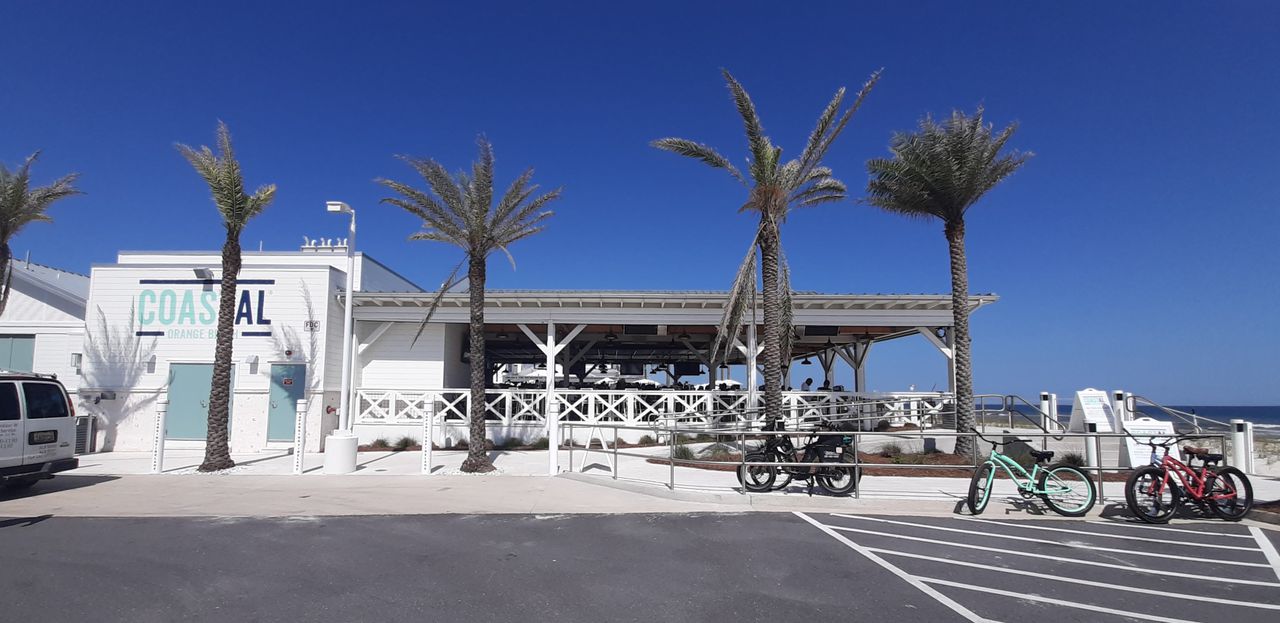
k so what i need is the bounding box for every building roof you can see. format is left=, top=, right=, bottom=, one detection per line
left=9, top=260, right=89, bottom=303
left=354, top=289, right=997, bottom=311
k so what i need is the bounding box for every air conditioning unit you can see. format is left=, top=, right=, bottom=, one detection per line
left=74, top=415, right=96, bottom=454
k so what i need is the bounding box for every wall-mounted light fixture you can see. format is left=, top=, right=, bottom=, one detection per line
left=194, top=268, right=214, bottom=279
left=146, top=354, right=157, bottom=374
left=70, top=353, right=83, bottom=375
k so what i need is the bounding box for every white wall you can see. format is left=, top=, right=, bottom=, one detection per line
left=80, top=263, right=343, bottom=452
left=0, top=277, right=85, bottom=390
left=357, top=321, right=447, bottom=389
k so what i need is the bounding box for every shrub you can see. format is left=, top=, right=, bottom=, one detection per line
left=370, top=438, right=391, bottom=450
left=393, top=436, right=417, bottom=451
left=493, top=438, right=521, bottom=451
left=879, top=443, right=904, bottom=458
left=638, top=434, right=656, bottom=446
left=529, top=437, right=549, bottom=450
left=671, top=444, right=695, bottom=460
left=1058, top=451, right=1086, bottom=467
left=693, top=433, right=716, bottom=443
left=874, top=420, right=891, bottom=432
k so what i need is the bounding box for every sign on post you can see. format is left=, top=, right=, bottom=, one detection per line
left=1067, top=389, right=1115, bottom=433
left=1121, top=417, right=1180, bottom=468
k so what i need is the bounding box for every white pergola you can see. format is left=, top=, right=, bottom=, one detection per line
left=348, top=290, right=996, bottom=474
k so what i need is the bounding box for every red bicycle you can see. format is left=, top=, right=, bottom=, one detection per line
left=1124, top=433, right=1253, bottom=523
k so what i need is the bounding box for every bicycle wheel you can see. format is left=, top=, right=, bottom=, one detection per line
left=770, top=451, right=796, bottom=491
left=1037, top=464, right=1096, bottom=517
left=1206, top=466, right=1253, bottom=521
left=818, top=452, right=861, bottom=496
left=738, top=452, right=776, bottom=492
left=1125, top=466, right=1180, bottom=524
left=967, top=462, right=995, bottom=515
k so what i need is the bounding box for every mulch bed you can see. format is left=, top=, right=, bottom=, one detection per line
left=646, top=450, right=1131, bottom=481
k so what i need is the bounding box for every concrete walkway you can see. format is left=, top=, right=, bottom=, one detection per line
left=4, top=447, right=1277, bottom=519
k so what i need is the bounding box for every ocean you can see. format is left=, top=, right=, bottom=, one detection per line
left=1011, top=405, right=1280, bottom=439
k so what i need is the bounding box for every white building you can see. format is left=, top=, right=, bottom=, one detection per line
left=78, top=243, right=420, bottom=452
left=0, top=260, right=88, bottom=389
left=71, top=240, right=995, bottom=453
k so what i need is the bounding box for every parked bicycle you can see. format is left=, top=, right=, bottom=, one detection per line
left=738, top=419, right=861, bottom=495
left=967, top=431, right=1096, bottom=517
left=1123, top=432, right=1253, bottom=523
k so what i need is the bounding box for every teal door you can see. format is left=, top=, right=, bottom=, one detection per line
left=166, top=363, right=233, bottom=441
left=0, top=335, right=35, bottom=372
left=268, top=364, right=305, bottom=442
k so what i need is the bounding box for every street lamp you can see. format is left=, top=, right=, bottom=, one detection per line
left=323, top=200, right=359, bottom=474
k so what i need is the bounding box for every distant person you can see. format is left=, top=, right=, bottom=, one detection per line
left=802, top=377, right=814, bottom=391
left=820, top=380, right=832, bottom=391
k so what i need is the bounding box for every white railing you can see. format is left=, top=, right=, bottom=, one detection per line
left=355, top=388, right=953, bottom=430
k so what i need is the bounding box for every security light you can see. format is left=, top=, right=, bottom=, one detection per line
left=326, top=201, right=353, bottom=214
left=194, top=268, right=214, bottom=279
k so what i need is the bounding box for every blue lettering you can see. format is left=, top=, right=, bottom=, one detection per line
left=235, top=290, right=253, bottom=325
left=158, top=290, right=177, bottom=325
left=138, top=290, right=156, bottom=326
left=200, top=291, right=217, bottom=324
left=255, top=290, right=270, bottom=325
left=177, top=290, right=196, bottom=324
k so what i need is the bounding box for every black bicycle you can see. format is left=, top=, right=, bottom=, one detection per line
left=738, top=419, right=861, bottom=495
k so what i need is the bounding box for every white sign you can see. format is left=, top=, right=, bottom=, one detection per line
left=1122, top=417, right=1180, bottom=468
left=1067, top=388, right=1115, bottom=433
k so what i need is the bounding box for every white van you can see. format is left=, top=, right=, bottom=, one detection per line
left=0, top=371, right=79, bottom=491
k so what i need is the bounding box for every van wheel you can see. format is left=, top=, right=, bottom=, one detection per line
left=2, top=478, right=39, bottom=492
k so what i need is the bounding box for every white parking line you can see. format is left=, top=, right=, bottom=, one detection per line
left=1252, top=526, right=1280, bottom=583
left=866, top=546, right=1280, bottom=611
left=829, top=514, right=1270, bottom=568
left=793, top=512, right=992, bottom=623
left=955, top=516, right=1262, bottom=551
left=919, top=577, right=1201, bottom=623
left=1085, top=519, right=1254, bottom=538
left=822, top=523, right=1280, bottom=587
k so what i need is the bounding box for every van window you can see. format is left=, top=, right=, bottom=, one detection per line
left=0, top=382, right=17, bottom=421
left=23, top=383, right=69, bottom=419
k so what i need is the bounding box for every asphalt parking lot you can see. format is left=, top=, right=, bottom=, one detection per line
left=1, top=512, right=1277, bottom=622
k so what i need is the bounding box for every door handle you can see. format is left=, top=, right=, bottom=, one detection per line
left=200, top=400, right=208, bottom=409
left=270, top=401, right=277, bottom=409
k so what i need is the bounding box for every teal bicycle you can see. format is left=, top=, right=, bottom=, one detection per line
left=966, top=431, right=1096, bottom=517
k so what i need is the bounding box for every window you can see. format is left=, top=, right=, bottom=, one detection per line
left=23, top=383, right=69, bottom=419
left=0, top=383, right=17, bottom=421
left=0, top=335, right=35, bottom=372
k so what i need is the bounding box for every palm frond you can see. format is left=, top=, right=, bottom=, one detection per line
left=777, top=247, right=795, bottom=371
left=710, top=228, right=760, bottom=364
left=863, top=107, right=1030, bottom=223
left=409, top=260, right=465, bottom=347
left=175, top=122, right=274, bottom=233
left=720, top=69, right=771, bottom=180
left=651, top=138, right=746, bottom=184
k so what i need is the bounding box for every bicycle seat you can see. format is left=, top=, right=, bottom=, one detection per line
left=1183, top=446, right=1223, bottom=462
left=1029, top=449, right=1055, bottom=462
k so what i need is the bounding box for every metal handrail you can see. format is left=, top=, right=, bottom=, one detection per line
left=1126, top=395, right=1230, bottom=432
left=563, top=419, right=1230, bottom=499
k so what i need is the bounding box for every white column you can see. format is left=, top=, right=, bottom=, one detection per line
left=545, top=321, right=558, bottom=476
left=150, top=396, right=169, bottom=474
left=745, top=325, right=758, bottom=413
left=292, top=399, right=309, bottom=475
left=421, top=398, right=435, bottom=475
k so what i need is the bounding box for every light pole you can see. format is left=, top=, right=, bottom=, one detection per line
left=323, top=200, right=359, bottom=474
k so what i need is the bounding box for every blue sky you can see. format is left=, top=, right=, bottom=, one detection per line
left=3, top=2, right=1278, bottom=404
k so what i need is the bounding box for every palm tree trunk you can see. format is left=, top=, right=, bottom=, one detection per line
left=946, top=220, right=975, bottom=458
left=460, top=252, right=495, bottom=473
left=199, top=231, right=240, bottom=471
left=758, top=216, right=783, bottom=422
left=0, top=241, right=12, bottom=317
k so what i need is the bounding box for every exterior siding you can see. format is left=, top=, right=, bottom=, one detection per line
left=79, top=263, right=343, bottom=452
left=0, top=276, right=85, bottom=390
left=357, top=322, right=447, bottom=389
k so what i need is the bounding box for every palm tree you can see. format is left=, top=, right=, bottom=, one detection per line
left=176, top=122, right=277, bottom=471
left=0, top=152, right=81, bottom=316
left=653, top=68, right=879, bottom=422
left=378, top=137, right=560, bottom=473
left=864, top=107, right=1031, bottom=457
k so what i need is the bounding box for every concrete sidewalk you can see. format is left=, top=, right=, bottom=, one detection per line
left=6, top=448, right=1275, bottom=519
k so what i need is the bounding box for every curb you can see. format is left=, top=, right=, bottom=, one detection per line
left=1250, top=508, right=1280, bottom=527
left=557, top=472, right=752, bottom=506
